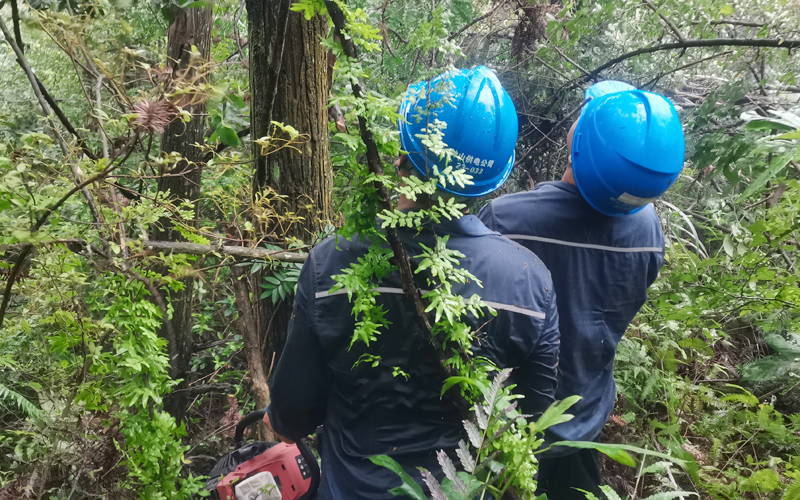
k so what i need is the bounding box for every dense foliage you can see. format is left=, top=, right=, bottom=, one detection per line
left=0, top=0, right=799, bottom=498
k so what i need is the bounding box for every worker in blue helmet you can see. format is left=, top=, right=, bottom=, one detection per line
left=264, top=66, right=560, bottom=500
left=479, top=81, right=684, bottom=499
left=398, top=65, right=519, bottom=197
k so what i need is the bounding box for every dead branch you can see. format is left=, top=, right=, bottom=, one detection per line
left=142, top=240, right=307, bottom=263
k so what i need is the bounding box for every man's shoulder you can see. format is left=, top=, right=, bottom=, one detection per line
left=480, top=182, right=578, bottom=226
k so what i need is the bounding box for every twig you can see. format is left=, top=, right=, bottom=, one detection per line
left=387, top=27, right=409, bottom=45
left=178, top=383, right=237, bottom=396
left=405, top=49, right=422, bottom=87
left=641, top=0, right=685, bottom=42
left=644, top=50, right=733, bottom=88
left=685, top=211, right=732, bottom=234
left=0, top=15, right=69, bottom=156
left=447, top=0, right=507, bottom=41
left=514, top=99, right=589, bottom=166
left=545, top=37, right=590, bottom=76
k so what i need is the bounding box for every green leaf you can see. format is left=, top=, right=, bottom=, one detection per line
left=775, top=130, right=800, bottom=140
left=599, top=485, right=625, bottom=500
left=719, top=4, right=734, bottom=15
left=741, top=468, right=781, bottom=492
left=227, top=93, right=246, bottom=109
left=368, top=455, right=427, bottom=500
left=532, top=395, right=581, bottom=432
left=738, top=148, right=798, bottom=202
left=0, top=382, right=43, bottom=418
left=551, top=441, right=687, bottom=469
left=722, top=235, right=734, bottom=257
left=441, top=376, right=487, bottom=397
left=745, top=120, right=795, bottom=131
left=216, top=125, right=242, bottom=147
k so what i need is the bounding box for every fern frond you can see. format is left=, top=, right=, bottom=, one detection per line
left=0, top=383, right=43, bottom=418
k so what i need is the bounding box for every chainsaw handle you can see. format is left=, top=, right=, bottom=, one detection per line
left=234, top=409, right=268, bottom=448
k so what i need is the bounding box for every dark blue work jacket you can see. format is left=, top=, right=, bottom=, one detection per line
left=267, top=214, right=559, bottom=500
left=478, top=181, right=664, bottom=455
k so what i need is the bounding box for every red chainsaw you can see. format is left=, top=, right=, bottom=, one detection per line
left=204, top=409, right=320, bottom=500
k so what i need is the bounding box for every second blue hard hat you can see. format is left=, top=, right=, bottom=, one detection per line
left=572, top=84, right=685, bottom=217
left=398, top=66, right=518, bottom=197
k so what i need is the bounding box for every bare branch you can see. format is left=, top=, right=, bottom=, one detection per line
left=576, top=37, right=800, bottom=86
left=180, top=383, right=237, bottom=396
left=643, top=50, right=733, bottom=89
left=142, top=240, right=307, bottom=263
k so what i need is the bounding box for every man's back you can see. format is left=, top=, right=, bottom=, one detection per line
left=267, top=215, right=559, bottom=499
left=479, top=181, right=664, bottom=449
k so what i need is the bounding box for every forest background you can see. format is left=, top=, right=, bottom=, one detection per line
left=0, top=0, right=799, bottom=498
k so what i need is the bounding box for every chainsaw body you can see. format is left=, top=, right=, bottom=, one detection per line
left=204, top=410, right=320, bottom=500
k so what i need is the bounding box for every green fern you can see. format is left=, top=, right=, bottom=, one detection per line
left=0, top=382, right=43, bottom=418
left=782, top=478, right=800, bottom=500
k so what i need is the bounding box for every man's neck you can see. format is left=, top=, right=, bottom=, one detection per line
left=396, top=194, right=422, bottom=211
left=562, top=167, right=576, bottom=186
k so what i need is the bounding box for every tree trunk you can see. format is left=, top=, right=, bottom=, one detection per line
left=155, top=4, right=214, bottom=424
left=261, top=11, right=333, bottom=241
left=262, top=9, right=333, bottom=367
left=240, top=1, right=333, bottom=415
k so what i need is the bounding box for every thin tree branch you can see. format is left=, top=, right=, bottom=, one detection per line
left=9, top=0, right=23, bottom=51
left=641, top=0, right=685, bottom=42
left=576, top=37, right=800, bottom=86
left=9, top=0, right=97, bottom=159
left=387, top=26, right=409, bottom=45
left=326, top=0, right=472, bottom=419
left=643, top=50, right=733, bottom=89
left=545, top=37, right=590, bottom=76
left=0, top=12, right=104, bottom=233
left=447, top=0, right=506, bottom=41
left=178, top=383, right=237, bottom=396
left=0, top=15, right=69, bottom=155
left=702, top=19, right=766, bottom=28
left=142, top=240, right=307, bottom=263
left=685, top=211, right=732, bottom=234
left=515, top=99, right=589, bottom=166
left=2, top=239, right=309, bottom=263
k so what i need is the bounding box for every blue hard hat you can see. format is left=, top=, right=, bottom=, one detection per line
left=398, top=66, right=518, bottom=197
left=571, top=89, right=685, bottom=217
left=584, top=80, right=636, bottom=101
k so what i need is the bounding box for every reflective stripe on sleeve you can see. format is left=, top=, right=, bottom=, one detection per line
left=314, top=286, right=546, bottom=319
left=504, top=234, right=662, bottom=253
